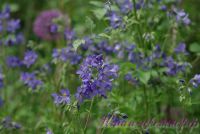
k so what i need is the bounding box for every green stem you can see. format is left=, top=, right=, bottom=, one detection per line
left=161, top=25, right=171, bottom=52
left=1, top=45, right=8, bottom=113
left=84, top=98, right=94, bottom=133
left=132, top=0, right=144, bottom=49
left=171, top=23, right=177, bottom=53
left=192, top=56, right=200, bottom=66
left=154, top=87, right=160, bottom=115
left=60, top=0, right=64, bottom=11
left=77, top=111, right=85, bottom=134
left=143, top=85, right=148, bottom=118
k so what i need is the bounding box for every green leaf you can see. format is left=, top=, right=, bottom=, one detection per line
left=138, top=71, right=151, bottom=85
left=89, top=1, right=104, bottom=7
left=92, top=8, right=107, bottom=20
left=120, top=62, right=136, bottom=74
left=8, top=4, right=19, bottom=12
left=189, top=43, right=200, bottom=53
left=151, top=70, right=158, bottom=78
left=99, top=33, right=111, bottom=39
left=27, top=40, right=35, bottom=48
left=85, top=16, right=96, bottom=30
left=73, top=39, right=85, bottom=51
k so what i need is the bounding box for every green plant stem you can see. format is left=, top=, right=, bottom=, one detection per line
left=161, top=24, right=171, bottom=52
left=143, top=85, right=148, bottom=118
left=77, top=111, right=85, bottom=134
left=59, top=0, right=64, bottom=11
left=192, top=56, right=200, bottom=66
left=1, top=45, right=8, bottom=113
left=171, top=23, right=178, bottom=53
left=154, top=87, right=160, bottom=115
left=84, top=98, right=94, bottom=133
left=132, top=0, right=144, bottom=49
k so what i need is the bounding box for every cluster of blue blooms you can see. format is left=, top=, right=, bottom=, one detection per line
left=0, top=117, right=21, bottom=130
left=0, top=1, right=198, bottom=133
left=107, top=0, right=191, bottom=30
left=0, top=5, right=24, bottom=46
left=64, top=28, right=76, bottom=41
left=6, top=56, right=22, bottom=68
left=115, top=0, right=133, bottom=14
left=52, top=54, right=119, bottom=105
left=20, top=72, right=43, bottom=90
left=174, top=43, right=187, bottom=54
left=79, top=39, right=189, bottom=85
left=75, top=54, right=119, bottom=103
left=0, top=5, right=40, bottom=91
left=173, top=8, right=191, bottom=25
left=46, top=129, right=53, bottom=134
left=52, top=46, right=81, bottom=65
left=190, top=74, right=200, bottom=88
left=22, top=51, right=38, bottom=68
left=52, top=89, right=70, bottom=105
left=0, top=1, right=194, bottom=109
left=0, top=4, right=40, bottom=92
left=88, top=41, right=188, bottom=79
left=108, top=11, right=124, bottom=29
left=6, top=50, right=38, bottom=68
left=125, top=73, right=138, bottom=85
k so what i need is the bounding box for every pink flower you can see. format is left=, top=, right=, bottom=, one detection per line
left=33, top=10, right=69, bottom=41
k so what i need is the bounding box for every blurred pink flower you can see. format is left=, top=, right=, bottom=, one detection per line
left=33, top=10, right=69, bottom=41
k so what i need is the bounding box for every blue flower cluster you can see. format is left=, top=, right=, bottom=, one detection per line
left=80, top=36, right=189, bottom=79
left=6, top=56, right=22, bottom=68
left=125, top=73, right=138, bottom=85
left=20, top=72, right=43, bottom=90
left=190, top=74, right=200, bottom=88
left=114, top=0, right=146, bottom=14
left=108, top=11, right=124, bottom=29
left=0, top=0, right=198, bottom=133
left=52, top=46, right=81, bottom=65
left=52, top=89, right=70, bottom=106
left=0, top=5, right=24, bottom=46
left=46, top=129, right=53, bottom=134
left=174, top=8, right=191, bottom=25
left=80, top=38, right=136, bottom=59
left=174, top=42, right=187, bottom=54
left=115, top=0, right=133, bottom=14
left=64, top=28, right=76, bottom=41
left=1, top=116, right=21, bottom=130
left=0, top=5, right=40, bottom=92
left=75, top=54, right=119, bottom=103
left=49, top=24, right=58, bottom=34
left=93, top=40, right=115, bottom=54
left=6, top=50, right=38, bottom=68
left=80, top=36, right=93, bottom=51
left=22, top=51, right=38, bottom=68
left=155, top=45, right=189, bottom=76
left=164, top=57, right=189, bottom=76
left=120, top=43, right=190, bottom=83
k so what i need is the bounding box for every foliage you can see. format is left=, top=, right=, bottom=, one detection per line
left=0, top=0, right=200, bottom=134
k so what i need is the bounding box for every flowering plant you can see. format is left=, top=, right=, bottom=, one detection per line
left=0, top=0, right=200, bottom=133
